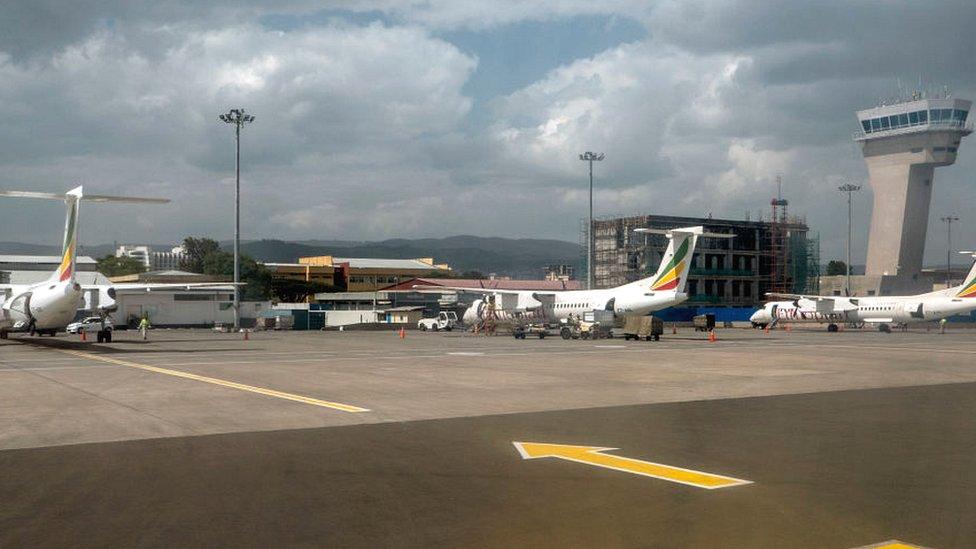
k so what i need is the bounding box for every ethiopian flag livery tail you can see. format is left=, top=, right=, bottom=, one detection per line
left=624, top=226, right=733, bottom=295
left=54, top=187, right=83, bottom=283
left=0, top=185, right=169, bottom=285
left=649, top=231, right=696, bottom=293
left=956, top=253, right=976, bottom=298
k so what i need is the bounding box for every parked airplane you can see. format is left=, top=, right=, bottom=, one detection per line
left=0, top=186, right=236, bottom=342
left=420, top=226, right=732, bottom=326
left=750, top=251, right=976, bottom=333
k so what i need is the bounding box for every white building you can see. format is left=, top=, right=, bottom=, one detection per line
left=116, top=245, right=187, bottom=271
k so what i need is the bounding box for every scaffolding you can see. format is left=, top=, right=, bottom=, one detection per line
left=769, top=175, right=791, bottom=294
left=804, top=233, right=821, bottom=294
left=587, top=212, right=809, bottom=306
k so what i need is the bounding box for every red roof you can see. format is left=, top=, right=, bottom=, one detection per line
left=381, top=277, right=582, bottom=292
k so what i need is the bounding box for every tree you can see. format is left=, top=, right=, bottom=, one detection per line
left=180, top=236, right=272, bottom=300
left=180, top=237, right=221, bottom=273
left=96, top=254, right=146, bottom=277
left=826, top=260, right=850, bottom=276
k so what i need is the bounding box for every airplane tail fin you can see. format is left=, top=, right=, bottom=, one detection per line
left=55, top=187, right=83, bottom=282
left=0, top=186, right=169, bottom=284
left=629, top=226, right=733, bottom=294
left=955, top=251, right=976, bottom=298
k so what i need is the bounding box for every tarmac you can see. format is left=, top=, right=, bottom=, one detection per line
left=1, top=327, right=975, bottom=547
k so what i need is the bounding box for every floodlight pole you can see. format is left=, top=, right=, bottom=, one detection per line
left=838, top=183, right=861, bottom=296
left=219, top=108, right=255, bottom=331
left=579, top=152, right=605, bottom=290
left=941, top=215, right=959, bottom=287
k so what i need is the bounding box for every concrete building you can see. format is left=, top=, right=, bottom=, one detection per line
left=298, top=255, right=451, bottom=292
left=116, top=245, right=187, bottom=271
left=589, top=214, right=813, bottom=311
left=853, top=94, right=971, bottom=294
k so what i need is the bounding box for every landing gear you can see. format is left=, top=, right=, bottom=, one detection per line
left=878, top=323, right=892, bottom=334
left=560, top=327, right=572, bottom=340
left=827, top=323, right=839, bottom=333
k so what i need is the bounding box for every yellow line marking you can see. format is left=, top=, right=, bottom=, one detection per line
left=514, top=442, right=752, bottom=489
left=853, top=542, right=926, bottom=549
left=57, top=349, right=370, bottom=413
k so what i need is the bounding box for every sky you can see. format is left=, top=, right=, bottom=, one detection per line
left=1, top=1, right=975, bottom=265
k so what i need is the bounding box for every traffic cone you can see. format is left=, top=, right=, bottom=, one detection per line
left=399, top=327, right=405, bottom=339
left=80, top=330, right=86, bottom=342
left=708, top=330, right=716, bottom=343
left=763, top=325, right=769, bottom=335
left=785, top=323, right=792, bottom=333
left=243, top=330, right=249, bottom=341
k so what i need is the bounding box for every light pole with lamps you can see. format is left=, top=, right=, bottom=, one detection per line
left=837, top=183, right=861, bottom=296
left=579, top=151, right=605, bottom=290
left=218, top=108, right=255, bottom=331
left=941, top=215, right=960, bottom=287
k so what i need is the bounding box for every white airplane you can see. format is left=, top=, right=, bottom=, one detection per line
left=750, top=251, right=976, bottom=333
left=425, top=226, right=731, bottom=326
left=0, top=186, right=236, bottom=342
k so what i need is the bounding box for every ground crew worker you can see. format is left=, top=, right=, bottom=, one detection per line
left=139, top=316, right=150, bottom=340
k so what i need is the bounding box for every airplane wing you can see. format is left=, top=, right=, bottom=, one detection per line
left=82, top=282, right=245, bottom=292
left=765, top=292, right=859, bottom=313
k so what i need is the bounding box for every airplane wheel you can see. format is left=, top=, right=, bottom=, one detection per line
left=879, top=324, right=891, bottom=334
left=538, top=332, right=546, bottom=339
left=561, top=328, right=572, bottom=340
left=827, top=324, right=838, bottom=333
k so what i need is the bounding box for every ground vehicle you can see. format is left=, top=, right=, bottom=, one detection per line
left=622, top=316, right=663, bottom=341
left=513, top=323, right=548, bottom=339
left=66, top=316, right=114, bottom=342
left=417, top=311, right=458, bottom=331
left=560, top=312, right=613, bottom=340
left=693, top=313, right=716, bottom=332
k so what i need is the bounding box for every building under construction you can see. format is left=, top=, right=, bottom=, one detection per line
left=584, top=214, right=816, bottom=309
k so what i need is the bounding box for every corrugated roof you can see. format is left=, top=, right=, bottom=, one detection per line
left=334, top=257, right=446, bottom=270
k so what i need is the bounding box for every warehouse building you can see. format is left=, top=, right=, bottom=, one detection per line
left=1, top=255, right=264, bottom=328
left=587, top=214, right=815, bottom=316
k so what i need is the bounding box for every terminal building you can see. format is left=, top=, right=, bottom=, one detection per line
left=588, top=214, right=814, bottom=317
left=822, top=93, right=972, bottom=296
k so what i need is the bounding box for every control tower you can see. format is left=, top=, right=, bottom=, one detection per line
left=854, top=95, right=971, bottom=293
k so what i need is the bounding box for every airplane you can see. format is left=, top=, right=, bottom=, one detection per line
left=0, top=186, right=237, bottom=342
left=418, top=226, right=732, bottom=327
left=750, top=251, right=976, bottom=333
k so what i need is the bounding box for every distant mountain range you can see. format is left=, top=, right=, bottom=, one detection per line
left=0, top=235, right=582, bottom=279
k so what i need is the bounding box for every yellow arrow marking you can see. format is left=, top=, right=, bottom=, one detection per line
left=853, top=542, right=926, bottom=549
left=513, top=442, right=751, bottom=489
left=57, top=349, right=370, bottom=412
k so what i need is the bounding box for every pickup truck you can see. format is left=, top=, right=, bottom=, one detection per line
left=417, top=311, right=458, bottom=332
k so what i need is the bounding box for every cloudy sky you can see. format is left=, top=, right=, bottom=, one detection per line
left=1, top=1, right=975, bottom=264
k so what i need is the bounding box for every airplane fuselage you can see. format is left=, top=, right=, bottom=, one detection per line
left=752, top=292, right=976, bottom=326
left=1, top=279, right=84, bottom=332
left=462, top=286, right=686, bottom=325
